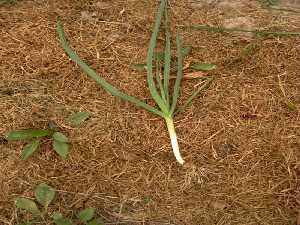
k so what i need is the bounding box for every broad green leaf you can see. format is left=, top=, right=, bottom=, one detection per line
left=34, top=183, right=55, bottom=210
left=130, top=63, right=147, bottom=71
left=15, top=197, right=40, bottom=215
left=52, top=132, right=68, bottom=143
left=6, top=129, right=52, bottom=141
left=53, top=140, right=69, bottom=159
left=52, top=212, right=73, bottom=225
left=67, top=112, right=90, bottom=127
left=87, top=219, right=104, bottom=225
left=78, top=208, right=95, bottom=223
left=191, top=63, right=216, bottom=71
left=181, top=46, right=192, bottom=57
left=20, top=139, right=40, bottom=160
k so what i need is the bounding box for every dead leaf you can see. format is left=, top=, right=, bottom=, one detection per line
left=81, top=11, right=98, bottom=21
left=183, top=62, right=191, bottom=70
left=94, top=2, right=111, bottom=9
left=170, top=71, right=207, bottom=80
left=183, top=71, right=207, bottom=79
left=210, top=201, right=227, bottom=210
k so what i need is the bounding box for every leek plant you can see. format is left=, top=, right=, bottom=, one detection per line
left=57, top=0, right=213, bottom=164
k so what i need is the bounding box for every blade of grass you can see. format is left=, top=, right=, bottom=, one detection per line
left=170, top=35, right=184, bottom=115
left=175, top=77, right=214, bottom=115
left=146, top=0, right=169, bottom=114
left=57, top=21, right=164, bottom=118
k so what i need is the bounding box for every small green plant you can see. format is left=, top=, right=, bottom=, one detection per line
left=6, top=112, right=90, bottom=160
left=15, top=183, right=55, bottom=224
left=6, top=128, right=69, bottom=160
left=15, top=184, right=103, bottom=225
left=57, top=0, right=214, bottom=164
left=52, top=208, right=103, bottom=225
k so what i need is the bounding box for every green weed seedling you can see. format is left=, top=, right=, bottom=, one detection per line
left=15, top=184, right=103, bottom=225
left=52, top=208, right=103, bottom=225
left=15, top=183, right=55, bottom=225
left=5, top=112, right=90, bottom=160
left=6, top=127, right=69, bottom=160
left=57, top=0, right=214, bottom=164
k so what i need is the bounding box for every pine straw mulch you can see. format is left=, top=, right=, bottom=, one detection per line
left=0, top=0, right=299, bottom=224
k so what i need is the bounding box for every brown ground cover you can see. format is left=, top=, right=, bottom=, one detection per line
left=0, top=0, right=299, bottom=224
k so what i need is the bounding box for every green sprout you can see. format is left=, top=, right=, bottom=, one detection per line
left=57, top=0, right=213, bottom=164
left=15, top=183, right=103, bottom=225
left=15, top=183, right=55, bottom=223
left=6, top=112, right=90, bottom=160
left=6, top=128, right=69, bottom=160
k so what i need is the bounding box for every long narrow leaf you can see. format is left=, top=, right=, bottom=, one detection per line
left=146, top=0, right=169, bottom=114
left=56, top=21, right=164, bottom=118
left=175, top=77, right=214, bottom=115
left=170, top=35, right=184, bottom=115
left=155, top=59, right=166, bottom=103
left=163, top=7, right=171, bottom=107
left=6, top=129, right=52, bottom=141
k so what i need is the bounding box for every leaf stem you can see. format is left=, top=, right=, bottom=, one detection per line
left=165, top=117, right=184, bottom=164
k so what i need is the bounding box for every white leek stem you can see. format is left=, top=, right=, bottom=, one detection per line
left=165, top=117, right=184, bottom=164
